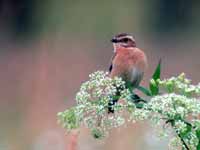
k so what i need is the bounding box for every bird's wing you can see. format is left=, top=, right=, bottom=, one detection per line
left=109, top=53, right=117, bottom=73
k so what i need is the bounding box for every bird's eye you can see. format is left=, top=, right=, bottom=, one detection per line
left=123, top=38, right=129, bottom=43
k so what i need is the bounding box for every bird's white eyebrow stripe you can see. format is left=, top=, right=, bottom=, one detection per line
left=118, top=35, right=134, bottom=41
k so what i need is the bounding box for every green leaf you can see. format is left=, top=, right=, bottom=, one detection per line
left=137, top=86, right=152, bottom=96
left=196, top=129, right=200, bottom=150
left=196, top=129, right=200, bottom=139
left=149, top=59, right=161, bottom=95
left=179, top=124, right=192, bottom=138
left=149, top=79, right=159, bottom=95
left=197, top=143, right=200, bottom=150
left=152, top=59, right=161, bottom=81
left=135, top=103, right=144, bottom=109
left=126, top=81, right=133, bottom=91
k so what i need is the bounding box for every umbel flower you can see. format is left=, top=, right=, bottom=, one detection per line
left=58, top=71, right=200, bottom=150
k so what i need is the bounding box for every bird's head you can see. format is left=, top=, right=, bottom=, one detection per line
left=111, top=33, right=136, bottom=52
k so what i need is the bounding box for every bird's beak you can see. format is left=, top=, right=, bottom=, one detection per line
left=111, top=38, right=118, bottom=43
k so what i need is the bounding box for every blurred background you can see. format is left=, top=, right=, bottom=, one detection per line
left=0, top=0, right=200, bottom=149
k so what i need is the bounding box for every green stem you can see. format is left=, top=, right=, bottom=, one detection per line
left=176, top=130, right=190, bottom=150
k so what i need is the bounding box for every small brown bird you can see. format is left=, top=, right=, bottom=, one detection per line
left=108, top=33, right=148, bottom=112
left=109, top=33, right=148, bottom=88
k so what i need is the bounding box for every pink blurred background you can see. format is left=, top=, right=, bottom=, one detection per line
left=0, top=0, right=200, bottom=149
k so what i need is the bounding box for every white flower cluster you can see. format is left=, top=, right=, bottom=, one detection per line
left=148, top=93, right=200, bottom=119
left=158, top=73, right=200, bottom=96
left=76, top=71, right=125, bottom=104
left=59, top=71, right=138, bottom=138
left=174, top=120, right=187, bottom=134
left=169, top=136, right=182, bottom=150
left=58, top=71, right=200, bottom=149
left=147, top=73, right=200, bottom=149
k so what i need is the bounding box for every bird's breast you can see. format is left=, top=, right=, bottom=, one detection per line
left=115, top=48, right=147, bottom=69
left=110, top=48, right=147, bottom=86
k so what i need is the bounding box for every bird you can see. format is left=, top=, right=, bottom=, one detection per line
left=108, top=33, right=148, bottom=113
